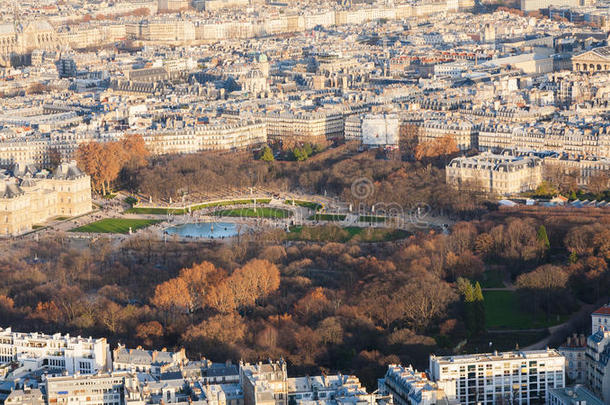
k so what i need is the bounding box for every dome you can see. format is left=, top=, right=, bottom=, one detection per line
left=246, top=69, right=264, bottom=79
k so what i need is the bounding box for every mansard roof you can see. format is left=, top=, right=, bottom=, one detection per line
left=51, top=162, right=85, bottom=180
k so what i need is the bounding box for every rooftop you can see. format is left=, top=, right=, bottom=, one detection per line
left=431, top=349, right=562, bottom=365
left=548, top=385, right=604, bottom=405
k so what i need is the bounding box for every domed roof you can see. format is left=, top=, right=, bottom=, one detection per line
left=19, top=175, right=38, bottom=188
left=52, top=162, right=85, bottom=180
left=246, top=69, right=264, bottom=79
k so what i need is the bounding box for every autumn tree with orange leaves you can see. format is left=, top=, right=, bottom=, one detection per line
left=415, top=135, right=459, bottom=162
left=151, top=277, right=193, bottom=317
left=76, top=134, right=149, bottom=195
left=151, top=259, right=281, bottom=319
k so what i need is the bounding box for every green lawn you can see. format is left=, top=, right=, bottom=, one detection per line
left=72, top=218, right=160, bottom=234
left=359, top=215, right=387, bottom=223
left=284, top=200, right=323, bottom=211
left=309, top=213, right=347, bottom=221
left=125, top=207, right=186, bottom=215
left=213, top=207, right=292, bottom=219
left=126, top=199, right=272, bottom=215
left=484, top=291, right=569, bottom=330
left=477, top=269, right=505, bottom=288
left=461, top=331, right=549, bottom=354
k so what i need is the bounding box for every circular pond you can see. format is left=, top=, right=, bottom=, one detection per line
left=165, top=222, right=245, bottom=238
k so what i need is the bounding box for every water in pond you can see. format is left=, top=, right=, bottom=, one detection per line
left=165, top=222, right=245, bottom=238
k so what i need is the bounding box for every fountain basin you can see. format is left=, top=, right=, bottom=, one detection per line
left=165, top=222, right=245, bottom=238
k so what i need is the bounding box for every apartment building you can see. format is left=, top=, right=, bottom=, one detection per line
left=344, top=114, right=363, bottom=142
left=586, top=328, right=610, bottom=403
left=262, top=112, right=344, bottom=143
left=240, top=361, right=288, bottom=405
left=0, top=162, right=92, bottom=236
left=4, top=387, right=44, bottom=405
left=202, top=0, right=250, bottom=11
left=592, top=305, right=610, bottom=334
left=0, top=121, right=266, bottom=168
left=418, top=120, right=478, bottom=151
left=476, top=122, right=610, bottom=159
left=142, top=120, right=267, bottom=154
left=378, top=364, right=457, bottom=405
left=445, top=153, right=543, bottom=195
left=558, top=334, right=587, bottom=384
left=57, top=26, right=103, bottom=50
left=0, top=107, right=82, bottom=131
left=429, top=349, right=565, bottom=405
left=239, top=361, right=389, bottom=405
left=547, top=385, right=604, bottom=405
left=158, top=0, right=189, bottom=12
left=199, top=383, right=243, bottom=405
left=130, top=20, right=196, bottom=43
left=0, top=131, right=108, bottom=168
left=544, top=157, right=610, bottom=187
left=0, top=139, right=53, bottom=167
left=113, top=345, right=188, bottom=377
left=478, top=124, right=515, bottom=152
left=362, top=114, right=399, bottom=149
left=45, top=372, right=143, bottom=405
left=0, top=327, right=111, bottom=374
left=288, top=374, right=388, bottom=405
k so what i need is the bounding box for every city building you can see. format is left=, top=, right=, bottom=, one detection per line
left=113, top=345, right=188, bottom=377
left=142, top=120, right=267, bottom=154
left=158, top=0, right=190, bottom=12
left=239, top=360, right=288, bottom=405
left=0, top=20, right=59, bottom=67
left=0, top=162, right=92, bottom=236
left=520, top=0, right=580, bottom=12
left=261, top=112, right=344, bottom=143
left=202, top=0, right=250, bottom=11
left=4, top=387, right=44, bottom=405
left=592, top=305, right=610, bottom=334
left=585, top=327, right=610, bottom=402
left=361, top=114, right=399, bottom=149
left=429, top=349, right=565, bottom=405
left=547, top=385, right=604, bottom=405
left=344, top=114, right=364, bottom=142
left=572, top=46, right=610, bottom=73
left=289, top=374, right=390, bottom=405
left=544, top=157, right=610, bottom=187
left=45, top=372, right=143, bottom=405
left=0, top=327, right=111, bottom=374
left=418, top=120, right=477, bottom=151
left=558, top=334, right=587, bottom=384
left=130, top=19, right=196, bottom=43
left=445, top=153, right=543, bottom=195
left=56, top=57, right=78, bottom=78
left=378, top=364, right=457, bottom=405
